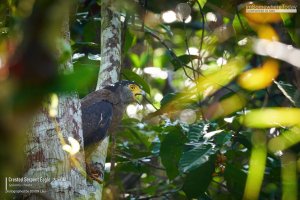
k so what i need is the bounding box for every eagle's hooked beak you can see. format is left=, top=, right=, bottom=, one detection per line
left=134, top=90, right=145, bottom=105
left=128, top=83, right=145, bottom=104
left=137, top=90, right=146, bottom=96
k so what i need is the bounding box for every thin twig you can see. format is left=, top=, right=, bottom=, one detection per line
left=145, top=28, right=199, bottom=73
left=196, top=0, right=205, bottom=72
left=183, top=22, right=196, bottom=80
left=144, top=28, right=196, bottom=81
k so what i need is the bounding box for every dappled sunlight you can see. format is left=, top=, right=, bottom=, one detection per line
left=62, top=137, right=81, bottom=155
left=117, top=1, right=299, bottom=199
left=161, top=10, right=177, bottom=23
left=184, top=15, right=192, bottom=23
left=216, top=57, right=227, bottom=66
left=1, top=0, right=300, bottom=198
left=179, top=109, right=197, bottom=124
left=143, top=67, right=168, bottom=79
left=154, top=93, right=163, bottom=102
left=48, top=93, right=59, bottom=117
left=238, top=37, right=248, bottom=46
left=186, top=47, right=199, bottom=56
left=206, top=12, right=217, bottom=22
left=161, top=3, right=192, bottom=24
left=126, top=104, right=138, bottom=117
left=192, top=57, right=245, bottom=98
left=155, top=57, right=245, bottom=117
left=175, top=3, right=191, bottom=22
left=214, top=25, right=235, bottom=43
left=126, top=104, right=144, bottom=119
left=153, top=57, right=246, bottom=122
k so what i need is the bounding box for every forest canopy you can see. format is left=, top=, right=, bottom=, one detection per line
left=0, top=0, right=300, bottom=199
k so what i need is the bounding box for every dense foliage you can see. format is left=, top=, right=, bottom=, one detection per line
left=1, top=0, right=300, bottom=199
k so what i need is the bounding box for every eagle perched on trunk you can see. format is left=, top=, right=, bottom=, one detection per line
left=81, top=80, right=144, bottom=149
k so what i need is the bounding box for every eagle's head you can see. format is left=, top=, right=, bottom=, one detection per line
left=106, top=80, right=145, bottom=104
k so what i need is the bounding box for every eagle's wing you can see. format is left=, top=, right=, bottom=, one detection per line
left=81, top=89, right=118, bottom=107
left=82, top=100, right=113, bottom=146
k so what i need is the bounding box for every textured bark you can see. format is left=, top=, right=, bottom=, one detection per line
left=23, top=15, right=88, bottom=200
left=86, top=0, right=122, bottom=198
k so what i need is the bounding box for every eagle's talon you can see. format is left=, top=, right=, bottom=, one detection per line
left=86, top=162, right=104, bottom=183
left=90, top=173, right=103, bottom=183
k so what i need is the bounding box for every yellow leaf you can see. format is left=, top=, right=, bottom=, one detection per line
left=241, top=108, right=300, bottom=128
left=237, top=59, right=279, bottom=91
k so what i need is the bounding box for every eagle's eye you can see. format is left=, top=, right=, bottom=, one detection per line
left=129, top=85, right=136, bottom=90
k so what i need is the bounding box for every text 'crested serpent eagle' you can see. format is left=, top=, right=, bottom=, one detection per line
left=81, top=80, right=144, bottom=147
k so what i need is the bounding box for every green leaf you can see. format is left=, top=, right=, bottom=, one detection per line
left=58, top=63, right=98, bottom=94
left=179, top=143, right=216, bottom=173
left=129, top=53, right=140, bottom=67
left=83, top=20, right=100, bottom=42
left=282, top=14, right=299, bottom=46
left=117, top=161, right=148, bottom=174
left=178, top=54, right=199, bottom=66
left=198, top=0, right=207, bottom=7
left=121, top=69, right=151, bottom=94
left=124, top=30, right=137, bottom=54
left=186, top=123, right=207, bottom=143
left=169, top=54, right=199, bottom=71
left=160, top=93, right=178, bottom=107
left=140, top=52, right=150, bottom=68
left=232, top=14, right=252, bottom=35
left=142, top=182, right=159, bottom=196
left=129, top=52, right=149, bottom=68
left=182, top=156, right=215, bottom=199
left=160, top=127, right=186, bottom=180
left=214, top=132, right=232, bottom=146
left=235, top=131, right=252, bottom=150
left=224, top=164, right=247, bottom=199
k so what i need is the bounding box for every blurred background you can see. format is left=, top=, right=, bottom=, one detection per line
left=0, top=0, right=300, bottom=199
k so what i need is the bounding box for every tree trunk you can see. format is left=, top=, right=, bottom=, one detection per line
left=86, top=0, right=122, bottom=199
left=23, top=15, right=88, bottom=200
